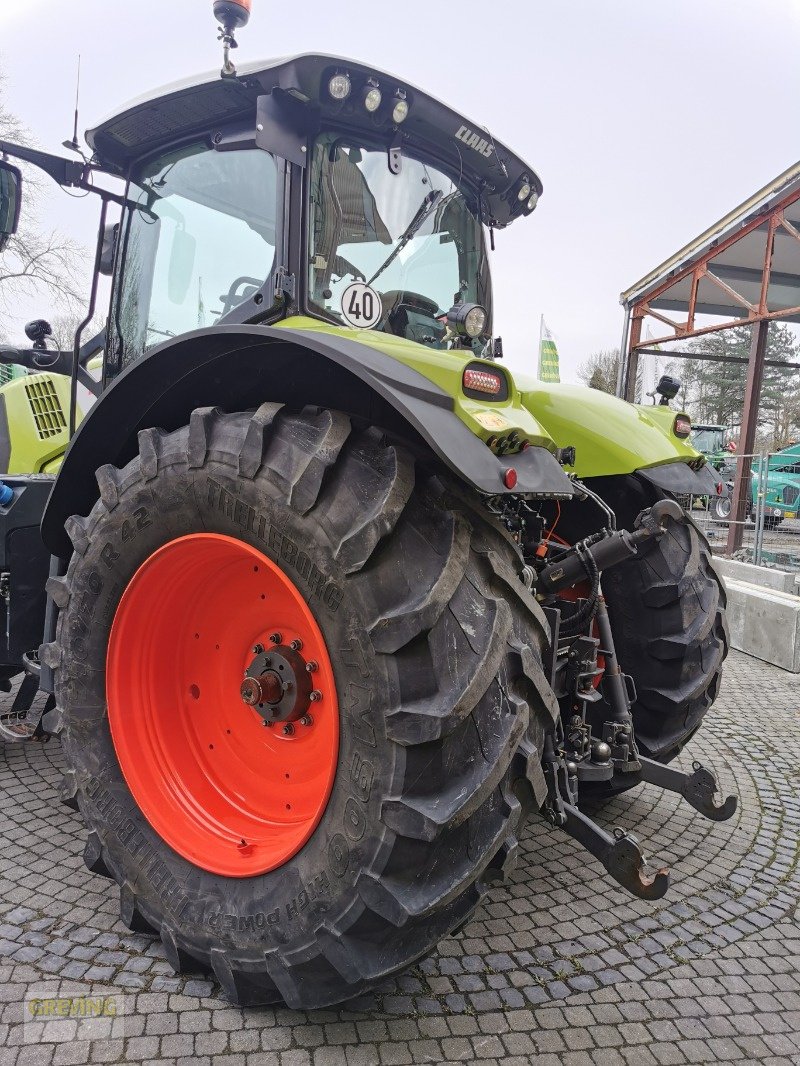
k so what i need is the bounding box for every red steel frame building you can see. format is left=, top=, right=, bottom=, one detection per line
left=618, top=161, right=800, bottom=552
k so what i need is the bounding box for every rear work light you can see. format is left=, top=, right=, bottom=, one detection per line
left=463, top=367, right=503, bottom=396
left=674, top=415, right=691, bottom=438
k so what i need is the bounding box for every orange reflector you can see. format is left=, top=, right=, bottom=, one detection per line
left=464, top=368, right=502, bottom=395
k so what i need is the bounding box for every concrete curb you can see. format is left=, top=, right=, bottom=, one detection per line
left=714, top=558, right=800, bottom=672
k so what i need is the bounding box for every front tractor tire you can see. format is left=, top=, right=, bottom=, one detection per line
left=47, top=405, right=558, bottom=1009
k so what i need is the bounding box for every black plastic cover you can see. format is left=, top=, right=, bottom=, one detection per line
left=637, top=460, right=720, bottom=498
left=0, top=477, right=52, bottom=670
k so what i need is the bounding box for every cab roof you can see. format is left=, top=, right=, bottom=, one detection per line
left=86, top=53, right=542, bottom=228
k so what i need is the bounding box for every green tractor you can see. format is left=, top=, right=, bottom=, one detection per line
left=0, top=335, right=98, bottom=719
left=0, top=2, right=733, bottom=1009
left=689, top=427, right=800, bottom=529
left=690, top=424, right=730, bottom=471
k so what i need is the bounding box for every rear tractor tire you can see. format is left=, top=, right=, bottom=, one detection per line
left=48, top=405, right=558, bottom=1008
left=558, top=474, right=729, bottom=770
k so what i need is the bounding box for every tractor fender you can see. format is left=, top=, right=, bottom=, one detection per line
left=42, top=324, right=573, bottom=558
left=636, top=459, right=722, bottom=498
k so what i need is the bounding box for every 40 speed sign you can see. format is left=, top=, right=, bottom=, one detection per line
left=340, top=282, right=382, bottom=329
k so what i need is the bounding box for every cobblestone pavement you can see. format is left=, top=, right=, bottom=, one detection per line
left=0, top=649, right=798, bottom=1065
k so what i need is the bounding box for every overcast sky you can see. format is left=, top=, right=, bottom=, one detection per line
left=1, top=0, right=798, bottom=382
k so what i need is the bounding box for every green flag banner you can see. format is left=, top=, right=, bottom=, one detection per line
left=539, top=320, right=560, bottom=383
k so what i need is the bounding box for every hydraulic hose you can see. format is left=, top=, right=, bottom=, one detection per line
left=537, top=499, right=684, bottom=597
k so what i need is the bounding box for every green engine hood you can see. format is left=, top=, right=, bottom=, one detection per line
left=514, top=376, right=700, bottom=479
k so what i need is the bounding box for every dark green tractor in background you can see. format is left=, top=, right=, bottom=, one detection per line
left=0, top=1, right=733, bottom=1009
left=691, top=425, right=800, bottom=529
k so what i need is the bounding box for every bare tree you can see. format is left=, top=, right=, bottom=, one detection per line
left=0, top=76, right=85, bottom=318
left=577, top=348, right=619, bottom=394
left=49, top=312, right=104, bottom=354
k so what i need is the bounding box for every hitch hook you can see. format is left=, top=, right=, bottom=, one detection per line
left=638, top=756, right=738, bottom=822
left=561, top=802, right=670, bottom=900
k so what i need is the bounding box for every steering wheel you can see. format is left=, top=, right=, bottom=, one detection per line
left=219, top=275, right=263, bottom=317
left=379, top=290, right=443, bottom=343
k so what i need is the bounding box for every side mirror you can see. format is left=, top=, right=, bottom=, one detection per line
left=99, top=221, right=119, bottom=276
left=0, top=160, right=22, bottom=253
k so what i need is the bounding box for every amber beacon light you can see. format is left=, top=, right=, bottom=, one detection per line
left=213, top=0, right=252, bottom=75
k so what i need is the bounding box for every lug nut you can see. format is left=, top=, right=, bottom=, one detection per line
left=282, top=723, right=294, bottom=736
left=305, top=661, right=318, bottom=673
left=269, top=632, right=282, bottom=645
left=300, top=714, right=313, bottom=726
left=252, top=643, right=264, bottom=655
left=309, top=690, right=322, bottom=702
left=290, top=638, right=303, bottom=652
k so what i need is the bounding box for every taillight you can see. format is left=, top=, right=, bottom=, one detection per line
left=674, top=415, right=691, bottom=438
left=463, top=367, right=503, bottom=396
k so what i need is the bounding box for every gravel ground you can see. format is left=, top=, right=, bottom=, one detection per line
left=0, top=648, right=798, bottom=1065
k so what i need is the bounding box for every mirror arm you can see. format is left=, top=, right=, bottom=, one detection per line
left=0, top=346, right=72, bottom=376
left=0, top=140, right=127, bottom=206
left=0, top=139, right=84, bottom=187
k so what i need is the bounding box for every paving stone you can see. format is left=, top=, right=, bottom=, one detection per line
left=0, top=650, right=798, bottom=1063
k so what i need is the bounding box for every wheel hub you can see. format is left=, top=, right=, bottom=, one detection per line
left=240, top=644, right=315, bottom=726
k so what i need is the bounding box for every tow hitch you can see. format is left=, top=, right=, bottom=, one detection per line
left=637, top=756, right=737, bottom=821
left=537, top=498, right=737, bottom=899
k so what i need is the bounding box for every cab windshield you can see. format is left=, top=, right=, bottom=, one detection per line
left=308, top=133, right=491, bottom=348
left=690, top=427, right=725, bottom=454
left=115, top=142, right=278, bottom=367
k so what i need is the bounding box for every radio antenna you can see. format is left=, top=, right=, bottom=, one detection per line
left=62, top=54, right=83, bottom=155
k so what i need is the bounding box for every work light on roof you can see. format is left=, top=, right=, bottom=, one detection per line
left=328, top=73, right=352, bottom=101
left=363, top=81, right=382, bottom=113
left=517, top=181, right=531, bottom=202
left=392, top=91, right=409, bottom=124
left=527, top=191, right=539, bottom=211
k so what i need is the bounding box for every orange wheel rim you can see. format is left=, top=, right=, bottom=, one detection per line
left=106, top=534, right=340, bottom=877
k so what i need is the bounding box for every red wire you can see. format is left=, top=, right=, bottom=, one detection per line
left=544, top=501, right=571, bottom=546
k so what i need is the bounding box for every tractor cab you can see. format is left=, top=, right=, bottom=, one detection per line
left=85, top=53, right=541, bottom=375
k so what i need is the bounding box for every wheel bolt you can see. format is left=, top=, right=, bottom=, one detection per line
left=282, top=723, right=294, bottom=736
left=290, top=638, right=303, bottom=652
left=300, top=714, right=313, bottom=727
left=309, top=690, right=322, bottom=702
left=305, top=660, right=318, bottom=673
left=269, top=632, right=281, bottom=645
left=252, top=643, right=264, bottom=655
